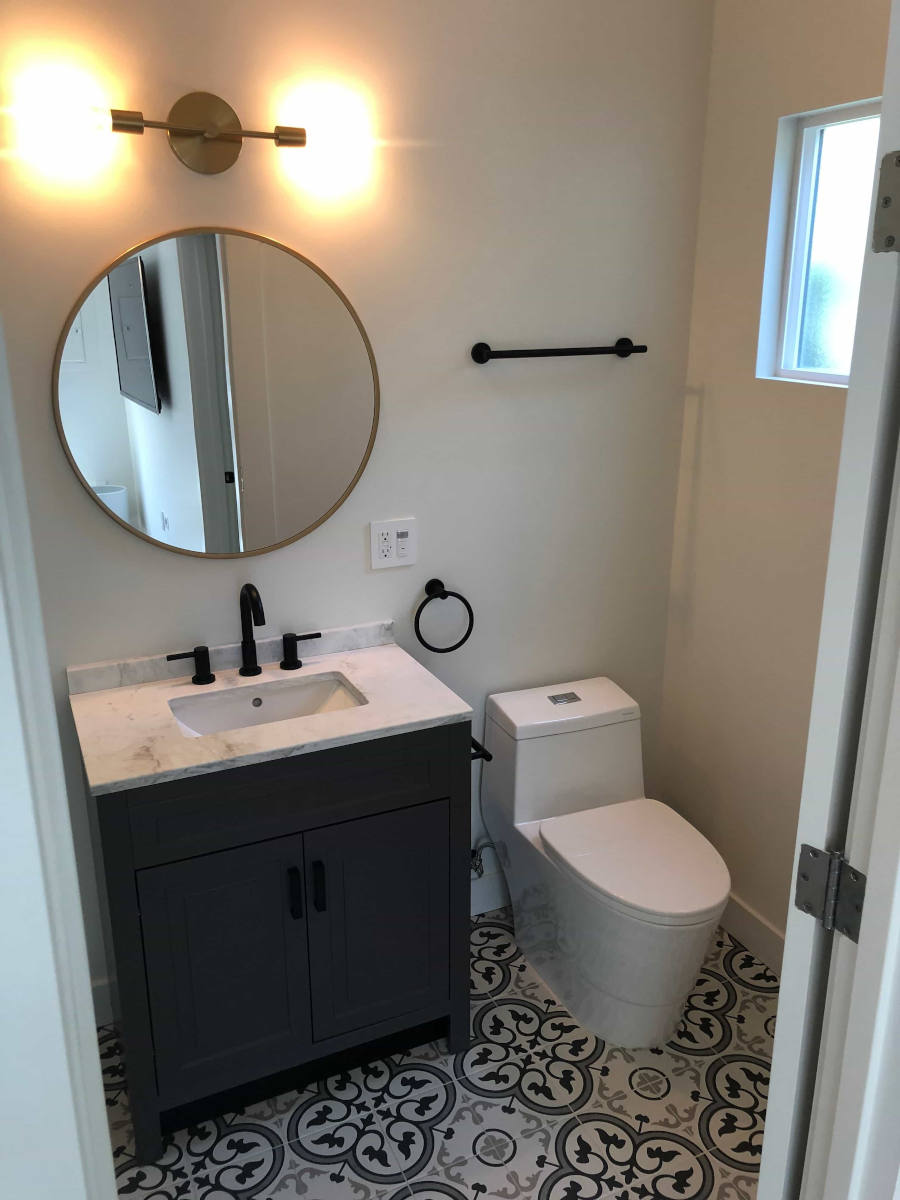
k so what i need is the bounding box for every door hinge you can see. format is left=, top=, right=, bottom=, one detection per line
left=873, top=151, right=900, bottom=252
left=794, top=844, right=866, bottom=942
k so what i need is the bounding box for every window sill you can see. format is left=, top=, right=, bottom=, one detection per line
left=756, top=372, right=849, bottom=390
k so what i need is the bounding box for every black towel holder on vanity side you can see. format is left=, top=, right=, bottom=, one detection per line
left=470, top=737, right=492, bottom=763
left=414, top=578, right=474, bottom=654
left=470, top=336, right=647, bottom=364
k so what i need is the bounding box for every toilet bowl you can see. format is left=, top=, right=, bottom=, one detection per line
left=481, top=676, right=730, bottom=1047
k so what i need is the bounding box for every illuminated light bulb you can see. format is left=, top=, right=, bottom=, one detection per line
left=275, top=80, right=375, bottom=202
left=6, top=59, right=119, bottom=188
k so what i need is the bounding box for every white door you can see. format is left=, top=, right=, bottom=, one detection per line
left=760, top=7, right=900, bottom=1197
left=0, top=320, right=116, bottom=1200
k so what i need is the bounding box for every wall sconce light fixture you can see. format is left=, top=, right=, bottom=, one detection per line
left=110, top=91, right=306, bottom=174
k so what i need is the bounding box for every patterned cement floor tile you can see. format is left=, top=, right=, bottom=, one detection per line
left=234, top=1066, right=384, bottom=1147
left=585, top=1043, right=707, bottom=1140
left=284, top=1116, right=410, bottom=1194
left=456, top=996, right=604, bottom=1118
left=99, top=1025, right=136, bottom=1162
left=470, top=911, right=523, bottom=1002
left=186, top=1138, right=394, bottom=1199
left=115, top=1140, right=196, bottom=1199
left=105, top=912, right=773, bottom=1200
left=379, top=1084, right=560, bottom=1200
left=691, top=934, right=778, bottom=1061
left=705, top=1153, right=761, bottom=1200
left=704, top=932, right=779, bottom=997
left=668, top=966, right=745, bottom=1059
left=538, top=1110, right=716, bottom=1199
left=694, top=1053, right=769, bottom=1174
left=389, top=994, right=501, bottom=1079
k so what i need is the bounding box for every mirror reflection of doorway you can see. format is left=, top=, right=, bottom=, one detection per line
left=55, top=230, right=378, bottom=557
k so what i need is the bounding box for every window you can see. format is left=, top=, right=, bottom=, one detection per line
left=758, top=101, right=881, bottom=386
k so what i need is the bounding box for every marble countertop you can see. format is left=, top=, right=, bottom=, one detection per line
left=69, top=630, right=472, bottom=796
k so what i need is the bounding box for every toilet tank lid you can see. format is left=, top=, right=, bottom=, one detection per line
left=486, top=676, right=639, bottom=740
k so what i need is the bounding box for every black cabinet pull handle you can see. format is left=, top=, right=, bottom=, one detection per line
left=287, top=866, right=304, bottom=919
left=312, top=860, right=327, bottom=912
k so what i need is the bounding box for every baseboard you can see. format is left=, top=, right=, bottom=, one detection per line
left=722, top=892, right=785, bottom=974
left=91, top=976, right=115, bottom=1027
left=470, top=868, right=509, bottom=916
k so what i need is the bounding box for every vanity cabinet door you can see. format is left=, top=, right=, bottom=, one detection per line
left=305, top=800, right=450, bottom=1041
left=137, top=834, right=311, bottom=1106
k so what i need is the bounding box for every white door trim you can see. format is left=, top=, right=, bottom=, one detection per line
left=759, top=7, right=900, bottom=1195
left=821, top=535, right=900, bottom=1197
left=0, top=320, right=116, bottom=1199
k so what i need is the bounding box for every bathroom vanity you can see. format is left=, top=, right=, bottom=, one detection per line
left=68, top=625, right=472, bottom=1162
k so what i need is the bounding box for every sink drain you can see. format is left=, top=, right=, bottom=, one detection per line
left=251, top=697, right=263, bottom=708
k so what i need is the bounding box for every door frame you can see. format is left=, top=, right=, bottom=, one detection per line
left=814, top=450, right=900, bottom=1198
left=760, top=5, right=900, bottom=1195
left=0, top=320, right=116, bottom=1200
left=7, top=11, right=900, bottom=1195
left=177, top=234, right=242, bottom=554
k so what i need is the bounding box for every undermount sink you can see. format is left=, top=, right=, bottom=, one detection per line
left=169, top=672, right=366, bottom=737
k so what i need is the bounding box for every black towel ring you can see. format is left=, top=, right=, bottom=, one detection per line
left=414, top=578, right=474, bottom=654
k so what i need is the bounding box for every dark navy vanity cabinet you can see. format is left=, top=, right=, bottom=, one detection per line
left=96, top=723, right=471, bottom=1162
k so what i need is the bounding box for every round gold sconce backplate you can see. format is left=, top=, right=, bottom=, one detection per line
left=166, top=91, right=243, bottom=174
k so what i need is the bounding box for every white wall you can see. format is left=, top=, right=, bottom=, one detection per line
left=0, top=0, right=714, bottom=996
left=57, top=279, right=139, bottom=524
left=658, top=0, right=891, bottom=964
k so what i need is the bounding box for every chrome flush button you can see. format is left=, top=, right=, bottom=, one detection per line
left=548, top=692, right=581, bottom=705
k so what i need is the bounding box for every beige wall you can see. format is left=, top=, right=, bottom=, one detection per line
left=0, top=0, right=713, bottom=998
left=658, top=0, right=891, bottom=960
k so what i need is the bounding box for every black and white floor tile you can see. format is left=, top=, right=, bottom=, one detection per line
left=103, top=908, right=778, bottom=1199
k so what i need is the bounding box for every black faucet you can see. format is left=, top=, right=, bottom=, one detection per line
left=239, top=583, right=266, bottom=676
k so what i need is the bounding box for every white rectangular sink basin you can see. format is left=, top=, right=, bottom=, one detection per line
left=169, top=672, right=366, bottom=738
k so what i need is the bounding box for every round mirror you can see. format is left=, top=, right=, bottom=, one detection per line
left=54, top=229, right=378, bottom=557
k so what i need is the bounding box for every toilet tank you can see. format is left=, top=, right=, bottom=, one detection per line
left=483, top=677, right=644, bottom=825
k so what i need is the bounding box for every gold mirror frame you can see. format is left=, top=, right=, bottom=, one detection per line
left=52, top=227, right=380, bottom=559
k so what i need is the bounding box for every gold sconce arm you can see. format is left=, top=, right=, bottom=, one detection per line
left=110, top=93, right=306, bottom=174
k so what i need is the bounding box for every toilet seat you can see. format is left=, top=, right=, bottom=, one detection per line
left=538, top=798, right=730, bottom=926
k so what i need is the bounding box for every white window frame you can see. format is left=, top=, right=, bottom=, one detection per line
left=757, top=99, right=880, bottom=388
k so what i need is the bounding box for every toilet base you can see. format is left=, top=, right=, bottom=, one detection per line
left=522, top=949, right=686, bottom=1048
left=494, top=822, right=724, bottom=1049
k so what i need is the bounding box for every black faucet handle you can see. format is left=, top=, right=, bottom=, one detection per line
left=166, top=645, right=215, bottom=686
left=280, top=631, right=322, bottom=671
left=280, top=633, right=301, bottom=671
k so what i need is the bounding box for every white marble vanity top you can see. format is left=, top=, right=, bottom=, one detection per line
left=68, top=622, right=472, bottom=795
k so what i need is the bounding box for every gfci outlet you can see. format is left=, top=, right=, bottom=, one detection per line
left=370, top=518, right=418, bottom=569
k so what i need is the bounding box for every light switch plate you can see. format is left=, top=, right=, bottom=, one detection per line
left=370, top=518, right=418, bottom=569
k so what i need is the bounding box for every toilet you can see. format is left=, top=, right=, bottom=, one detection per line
left=481, top=675, right=730, bottom=1047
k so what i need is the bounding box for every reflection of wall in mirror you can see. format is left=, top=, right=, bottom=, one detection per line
left=58, top=248, right=208, bottom=552
left=58, top=279, right=140, bottom=525
left=220, top=237, right=374, bottom=547
left=123, top=242, right=206, bottom=553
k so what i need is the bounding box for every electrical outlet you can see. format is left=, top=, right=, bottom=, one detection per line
left=370, top=518, right=418, bottom=569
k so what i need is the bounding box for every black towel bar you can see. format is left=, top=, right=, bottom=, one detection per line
left=471, top=336, right=647, bottom=364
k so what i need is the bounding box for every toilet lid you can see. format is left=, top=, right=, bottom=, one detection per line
left=539, top=798, right=731, bottom=925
